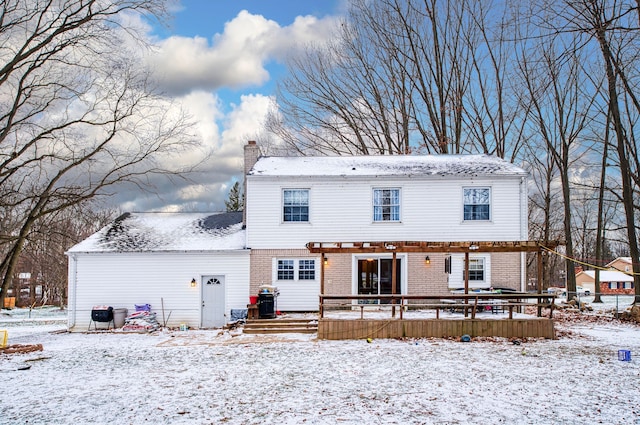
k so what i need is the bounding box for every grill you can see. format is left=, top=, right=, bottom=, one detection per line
left=89, top=306, right=114, bottom=330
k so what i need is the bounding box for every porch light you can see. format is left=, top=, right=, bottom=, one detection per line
left=190, top=278, right=197, bottom=287
left=469, top=244, right=479, bottom=250
left=425, top=256, right=431, bottom=264
left=323, top=255, right=328, bottom=266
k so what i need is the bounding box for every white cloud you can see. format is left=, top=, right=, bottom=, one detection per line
left=148, top=10, right=339, bottom=95
left=111, top=93, right=275, bottom=212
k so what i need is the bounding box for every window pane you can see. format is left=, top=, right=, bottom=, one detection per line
left=298, top=260, right=315, bottom=280
left=464, top=188, right=490, bottom=220
left=283, top=189, right=309, bottom=222
left=467, top=258, right=484, bottom=281
left=277, top=260, right=294, bottom=280
left=373, top=189, right=400, bottom=222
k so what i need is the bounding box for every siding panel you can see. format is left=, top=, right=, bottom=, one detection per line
left=68, top=251, right=249, bottom=331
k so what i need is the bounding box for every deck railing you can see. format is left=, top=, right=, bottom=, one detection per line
left=319, top=293, right=557, bottom=320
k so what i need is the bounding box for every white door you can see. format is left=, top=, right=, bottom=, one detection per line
left=201, top=275, right=225, bottom=328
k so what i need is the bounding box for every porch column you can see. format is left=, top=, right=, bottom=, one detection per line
left=464, top=252, right=470, bottom=317
left=391, top=251, right=397, bottom=318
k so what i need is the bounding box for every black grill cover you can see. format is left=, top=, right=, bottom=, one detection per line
left=91, top=307, right=114, bottom=322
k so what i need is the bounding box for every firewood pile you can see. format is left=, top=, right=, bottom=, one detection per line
left=618, top=305, right=640, bottom=324
left=0, top=344, right=43, bottom=355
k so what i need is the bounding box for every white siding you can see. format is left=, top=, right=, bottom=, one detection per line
left=67, top=251, right=249, bottom=331
left=269, top=258, right=319, bottom=311
left=247, top=175, right=525, bottom=249
left=448, top=254, right=492, bottom=289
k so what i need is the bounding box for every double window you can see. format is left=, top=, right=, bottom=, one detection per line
left=277, top=259, right=316, bottom=281
left=283, top=189, right=309, bottom=222
left=463, top=187, right=490, bottom=221
left=373, top=188, right=400, bottom=222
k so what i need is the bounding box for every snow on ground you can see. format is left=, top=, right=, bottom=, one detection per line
left=1, top=305, right=640, bottom=425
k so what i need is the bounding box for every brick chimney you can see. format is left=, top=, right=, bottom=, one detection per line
left=243, top=141, right=261, bottom=225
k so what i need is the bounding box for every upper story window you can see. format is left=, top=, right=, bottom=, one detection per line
left=283, top=189, right=309, bottom=222
left=463, top=187, right=490, bottom=221
left=373, top=188, right=400, bottom=222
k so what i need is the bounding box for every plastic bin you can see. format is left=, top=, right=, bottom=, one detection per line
left=618, top=350, right=631, bottom=361
left=258, top=293, right=275, bottom=319
left=113, top=308, right=128, bottom=328
left=135, top=304, right=151, bottom=312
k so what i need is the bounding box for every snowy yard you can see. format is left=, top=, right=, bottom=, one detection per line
left=1, top=306, right=640, bottom=425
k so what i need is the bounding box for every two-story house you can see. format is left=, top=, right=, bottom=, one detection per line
left=244, top=142, right=529, bottom=311
left=66, top=141, right=533, bottom=331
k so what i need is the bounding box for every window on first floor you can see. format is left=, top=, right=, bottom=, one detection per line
left=609, top=282, right=618, bottom=290
left=466, top=258, right=485, bottom=282
left=624, top=281, right=633, bottom=289
left=276, top=259, right=316, bottom=281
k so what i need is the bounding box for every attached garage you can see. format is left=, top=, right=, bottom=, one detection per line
left=66, top=211, right=249, bottom=331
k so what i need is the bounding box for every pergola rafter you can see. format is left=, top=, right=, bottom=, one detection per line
left=306, top=240, right=562, bottom=298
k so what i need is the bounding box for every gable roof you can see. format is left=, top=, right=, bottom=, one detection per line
left=577, top=270, right=634, bottom=282
left=606, top=257, right=632, bottom=267
left=248, top=155, right=526, bottom=178
left=67, top=211, right=245, bottom=254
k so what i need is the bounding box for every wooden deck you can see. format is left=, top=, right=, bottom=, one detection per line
left=317, top=318, right=556, bottom=340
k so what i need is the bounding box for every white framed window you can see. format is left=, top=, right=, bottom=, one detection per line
left=609, top=282, right=617, bottom=290
left=467, top=258, right=485, bottom=282
left=624, top=281, right=633, bottom=289
left=373, top=188, right=400, bottom=222
left=276, top=259, right=317, bottom=282
left=463, top=187, right=490, bottom=221
left=283, top=189, right=309, bottom=222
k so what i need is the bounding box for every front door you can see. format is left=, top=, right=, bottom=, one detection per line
left=357, top=258, right=401, bottom=303
left=201, top=275, right=225, bottom=328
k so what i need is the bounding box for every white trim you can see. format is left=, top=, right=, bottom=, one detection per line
left=462, top=186, right=492, bottom=222
left=371, top=186, right=402, bottom=223
left=351, top=253, right=408, bottom=295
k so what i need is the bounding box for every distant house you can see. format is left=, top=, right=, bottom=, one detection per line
left=66, top=212, right=249, bottom=331
left=575, top=269, right=634, bottom=296
left=244, top=142, right=530, bottom=310
left=606, top=257, right=633, bottom=274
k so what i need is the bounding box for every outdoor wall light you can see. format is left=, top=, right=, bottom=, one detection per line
left=323, top=255, right=328, bottom=266
left=425, top=256, right=431, bottom=264
left=190, top=278, right=197, bottom=287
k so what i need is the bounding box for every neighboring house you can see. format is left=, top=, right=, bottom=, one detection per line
left=606, top=257, right=633, bottom=274
left=575, top=270, right=634, bottom=296
left=66, top=212, right=249, bottom=331
left=244, top=142, right=529, bottom=310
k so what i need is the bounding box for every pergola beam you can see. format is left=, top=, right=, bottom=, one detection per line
left=306, top=240, right=560, bottom=254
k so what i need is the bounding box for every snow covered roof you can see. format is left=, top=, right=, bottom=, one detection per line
left=249, top=155, right=526, bottom=178
left=66, top=211, right=246, bottom=253
left=606, top=257, right=632, bottom=267
left=578, top=270, right=634, bottom=282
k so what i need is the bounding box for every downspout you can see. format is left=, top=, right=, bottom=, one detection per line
left=520, top=176, right=528, bottom=292
left=68, top=254, right=78, bottom=329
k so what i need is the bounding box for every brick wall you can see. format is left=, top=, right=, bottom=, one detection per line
left=250, top=249, right=317, bottom=293
left=490, top=252, right=521, bottom=290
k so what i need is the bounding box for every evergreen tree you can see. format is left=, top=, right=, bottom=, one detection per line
left=225, top=182, right=244, bottom=212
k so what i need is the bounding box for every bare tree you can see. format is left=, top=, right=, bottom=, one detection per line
left=517, top=31, right=599, bottom=296
left=0, top=0, right=200, bottom=307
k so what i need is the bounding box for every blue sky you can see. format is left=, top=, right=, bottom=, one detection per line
left=116, top=1, right=344, bottom=212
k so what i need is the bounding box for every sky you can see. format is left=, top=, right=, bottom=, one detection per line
left=110, top=0, right=345, bottom=213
